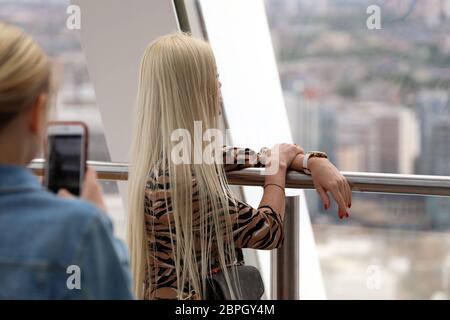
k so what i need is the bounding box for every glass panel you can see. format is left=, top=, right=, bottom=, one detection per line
left=265, top=0, right=450, bottom=299
left=314, top=193, right=450, bottom=299
left=1, top=0, right=125, bottom=240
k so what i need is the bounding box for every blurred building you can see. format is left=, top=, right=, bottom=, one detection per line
left=335, top=102, right=419, bottom=174
left=416, top=90, right=450, bottom=229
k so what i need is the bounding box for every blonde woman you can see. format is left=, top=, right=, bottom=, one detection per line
left=0, top=22, right=133, bottom=299
left=128, top=33, right=352, bottom=300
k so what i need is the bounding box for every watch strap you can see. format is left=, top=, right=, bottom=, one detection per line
left=303, top=153, right=312, bottom=175
left=303, top=151, right=328, bottom=175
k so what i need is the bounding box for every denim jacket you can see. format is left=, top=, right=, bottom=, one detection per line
left=0, top=165, right=134, bottom=299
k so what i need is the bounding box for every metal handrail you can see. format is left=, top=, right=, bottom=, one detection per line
left=29, top=158, right=450, bottom=197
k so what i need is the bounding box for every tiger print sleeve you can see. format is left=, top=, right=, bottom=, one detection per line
left=222, top=145, right=268, bottom=172
left=231, top=200, right=284, bottom=250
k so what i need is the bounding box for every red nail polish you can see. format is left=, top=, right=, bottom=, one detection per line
left=349, top=203, right=352, bottom=208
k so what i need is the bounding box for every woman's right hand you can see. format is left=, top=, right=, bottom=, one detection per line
left=58, top=167, right=107, bottom=212
left=268, top=143, right=304, bottom=170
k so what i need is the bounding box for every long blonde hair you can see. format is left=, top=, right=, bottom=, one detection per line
left=0, top=22, right=50, bottom=129
left=128, top=33, right=239, bottom=299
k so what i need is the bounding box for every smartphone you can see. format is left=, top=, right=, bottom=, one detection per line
left=44, top=121, right=88, bottom=196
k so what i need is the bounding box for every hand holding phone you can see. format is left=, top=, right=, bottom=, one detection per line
left=58, top=167, right=107, bottom=212
left=44, top=121, right=88, bottom=196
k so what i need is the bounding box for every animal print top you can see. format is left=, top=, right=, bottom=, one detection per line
left=143, top=146, right=285, bottom=300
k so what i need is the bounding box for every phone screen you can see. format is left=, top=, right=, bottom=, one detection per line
left=46, top=134, right=84, bottom=195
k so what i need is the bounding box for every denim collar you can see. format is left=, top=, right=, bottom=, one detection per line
left=0, top=165, right=42, bottom=194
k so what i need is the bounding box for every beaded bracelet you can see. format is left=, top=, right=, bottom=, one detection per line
left=263, top=183, right=285, bottom=194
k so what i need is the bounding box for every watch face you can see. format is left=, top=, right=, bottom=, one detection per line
left=310, top=151, right=328, bottom=159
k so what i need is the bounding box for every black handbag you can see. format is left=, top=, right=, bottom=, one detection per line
left=203, top=265, right=265, bottom=300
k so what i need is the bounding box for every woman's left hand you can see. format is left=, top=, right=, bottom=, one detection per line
left=308, top=158, right=352, bottom=219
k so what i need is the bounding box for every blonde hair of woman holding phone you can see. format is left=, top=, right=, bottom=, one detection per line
left=128, top=33, right=352, bottom=300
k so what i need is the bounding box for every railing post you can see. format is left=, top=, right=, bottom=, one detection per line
left=271, top=195, right=300, bottom=300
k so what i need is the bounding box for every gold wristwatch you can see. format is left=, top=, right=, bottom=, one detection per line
left=303, top=151, right=328, bottom=175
